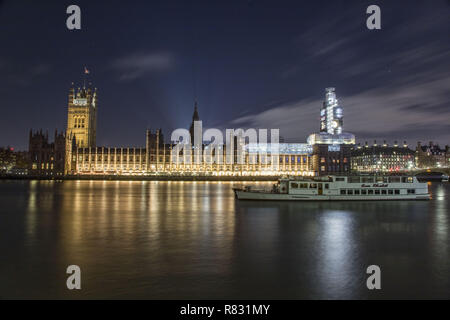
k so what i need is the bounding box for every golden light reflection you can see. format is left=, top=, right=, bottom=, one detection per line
left=46, top=180, right=237, bottom=278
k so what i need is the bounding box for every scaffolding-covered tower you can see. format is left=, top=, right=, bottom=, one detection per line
left=320, top=87, right=343, bottom=135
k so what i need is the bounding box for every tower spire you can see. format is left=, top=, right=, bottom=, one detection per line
left=189, top=101, right=200, bottom=140
left=192, top=101, right=199, bottom=121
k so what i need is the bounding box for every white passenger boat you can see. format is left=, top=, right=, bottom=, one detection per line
left=233, top=175, right=431, bottom=201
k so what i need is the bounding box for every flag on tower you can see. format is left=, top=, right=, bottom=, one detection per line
left=84, top=67, right=90, bottom=74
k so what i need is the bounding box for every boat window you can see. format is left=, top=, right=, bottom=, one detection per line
left=301, top=183, right=308, bottom=188
left=381, top=190, right=387, bottom=195
left=348, top=177, right=360, bottom=183
left=389, top=177, right=401, bottom=183
left=388, top=190, right=393, bottom=195
left=402, top=177, right=408, bottom=183
left=383, top=177, right=389, bottom=183
left=340, top=189, right=346, bottom=195
left=354, top=190, right=360, bottom=195
left=407, top=189, right=416, bottom=194
left=310, top=183, right=317, bottom=188
left=368, top=190, right=374, bottom=195
left=375, top=190, right=380, bottom=195
left=335, top=177, right=345, bottom=182
left=325, top=183, right=329, bottom=189
left=361, top=190, right=367, bottom=195
left=362, top=177, right=374, bottom=183
left=395, top=190, right=400, bottom=194
left=376, top=176, right=384, bottom=183
left=291, top=183, right=299, bottom=188
left=348, top=190, right=353, bottom=195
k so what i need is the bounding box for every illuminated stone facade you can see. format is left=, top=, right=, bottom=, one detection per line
left=416, top=141, right=449, bottom=168
left=64, top=83, right=356, bottom=177
left=65, top=84, right=97, bottom=174
left=68, top=128, right=315, bottom=176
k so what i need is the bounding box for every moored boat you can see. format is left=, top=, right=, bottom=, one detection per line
left=233, top=175, right=431, bottom=201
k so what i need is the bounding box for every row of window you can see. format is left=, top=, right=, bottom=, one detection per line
left=73, top=118, right=85, bottom=128
left=291, top=183, right=330, bottom=189
left=336, top=176, right=414, bottom=183
left=340, top=189, right=416, bottom=195
left=31, top=163, right=54, bottom=170
left=320, top=157, right=348, bottom=163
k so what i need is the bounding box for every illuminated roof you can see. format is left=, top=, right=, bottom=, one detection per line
left=245, top=143, right=313, bottom=154
left=307, top=132, right=355, bottom=145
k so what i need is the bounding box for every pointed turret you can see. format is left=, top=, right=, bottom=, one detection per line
left=189, top=101, right=200, bottom=141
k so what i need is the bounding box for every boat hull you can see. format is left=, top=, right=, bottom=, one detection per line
left=234, top=190, right=430, bottom=201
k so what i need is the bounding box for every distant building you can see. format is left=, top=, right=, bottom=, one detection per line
left=311, top=144, right=352, bottom=175
left=351, top=141, right=415, bottom=173
left=28, top=130, right=65, bottom=176
left=416, top=141, right=449, bottom=168
left=52, top=80, right=366, bottom=176
left=0, top=147, right=27, bottom=174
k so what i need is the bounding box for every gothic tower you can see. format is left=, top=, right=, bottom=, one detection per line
left=65, top=82, right=98, bottom=173
left=189, top=101, right=200, bottom=141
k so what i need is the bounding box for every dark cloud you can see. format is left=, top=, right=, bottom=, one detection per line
left=230, top=1, right=450, bottom=145
left=111, top=52, right=175, bottom=81
left=0, top=60, right=52, bottom=87
left=0, top=0, right=449, bottom=149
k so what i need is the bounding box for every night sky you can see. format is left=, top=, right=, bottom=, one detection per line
left=0, top=0, right=449, bottom=150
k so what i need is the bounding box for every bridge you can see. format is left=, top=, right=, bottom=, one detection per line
left=412, top=168, right=450, bottom=176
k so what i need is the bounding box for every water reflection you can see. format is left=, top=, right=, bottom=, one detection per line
left=0, top=181, right=448, bottom=298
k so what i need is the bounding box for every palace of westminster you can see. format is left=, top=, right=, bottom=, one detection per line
left=27, top=79, right=448, bottom=178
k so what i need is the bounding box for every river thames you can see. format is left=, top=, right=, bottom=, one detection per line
left=0, top=180, right=448, bottom=299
